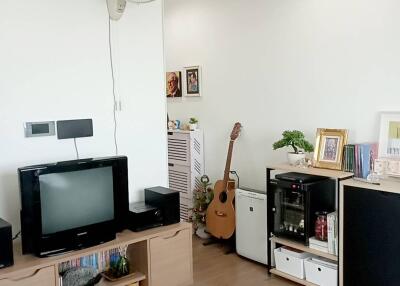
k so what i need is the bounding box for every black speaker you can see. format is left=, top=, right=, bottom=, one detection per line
left=0, top=218, right=14, bottom=269
left=145, top=186, right=180, bottom=225
left=127, top=202, right=163, bottom=232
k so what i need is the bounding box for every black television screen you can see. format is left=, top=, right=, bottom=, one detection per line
left=39, top=167, right=114, bottom=235
left=18, top=156, right=129, bottom=257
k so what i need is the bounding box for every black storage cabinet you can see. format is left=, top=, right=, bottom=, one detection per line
left=343, top=186, right=400, bottom=286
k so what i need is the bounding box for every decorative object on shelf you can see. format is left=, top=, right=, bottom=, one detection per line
left=378, top=111, right=400, bottom=158
left=166, top=71, right=182, bottom=98
left=168, top=120, right=176, bottom=130
left=101, top=245, right=130, bottom=280
left=313, top=128, right=348, bottom=170
left=373, top=158, right=400, bottom=177
left=116, top=245, right=130, bottom=277
left=184, top=66, right=201, bottom=97
left=175, top=119, right=181, bottom=130
left=192, top=175, right=214, bottom=239
left=272, top=130, right=314, bottom=165
left=189, top=117, right=198, bottom=130
left=314, top=212, right=328, bottom=241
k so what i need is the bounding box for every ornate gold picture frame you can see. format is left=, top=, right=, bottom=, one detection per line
left=313, top=128, right=348, bottom=170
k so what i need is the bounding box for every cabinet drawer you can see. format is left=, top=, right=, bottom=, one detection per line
left=168, top=132, right=190, bottom=166
left=168, top=164, right=191, bottom=198
left=0, top=266, right=56, bottom=286
left=150, top=228, right=193, bottom=286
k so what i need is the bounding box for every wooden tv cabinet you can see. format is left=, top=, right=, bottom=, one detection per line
left=0, top=223, right=193, bottom=286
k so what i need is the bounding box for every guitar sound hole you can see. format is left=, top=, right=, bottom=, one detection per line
left=219, top=191, right=228, bottom=203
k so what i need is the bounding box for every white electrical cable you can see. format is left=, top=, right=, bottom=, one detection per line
left=108, top=17, right=119, bottom=156
left=73, top=138, right=80, bottom=159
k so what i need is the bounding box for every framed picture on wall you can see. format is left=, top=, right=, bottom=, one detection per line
left=378, top=112, right=400, bottom=158
left=313, top=128, right=348, bottom=170
left=166, top=71, right=182, bottom=98
left=184, top=66, right=201, bottom=97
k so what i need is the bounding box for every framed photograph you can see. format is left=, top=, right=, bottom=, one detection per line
left=184, top=66, right=201, bottom=97
left=166, top=71, right=182, bottom=98
left=378, top=112, right=400, bottom=158
left=314, top=128, right=348, bottom=170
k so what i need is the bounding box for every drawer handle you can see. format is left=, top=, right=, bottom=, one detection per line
left=163, top=230, right=181, bottom=240
left=5, top=269, right=41, bottom=281
left=286, top=257, right=290, bottom=261
left=318, top=267, right=322, bottom=272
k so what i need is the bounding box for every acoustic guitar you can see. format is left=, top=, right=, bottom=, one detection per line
left=206, top=122, right=242, bottom=239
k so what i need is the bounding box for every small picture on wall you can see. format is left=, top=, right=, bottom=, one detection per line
left=378, top=112, right=400, bottom=158
left=166, top=71, right=182, bottom=98
left=185, top=66, right=201, bottom=97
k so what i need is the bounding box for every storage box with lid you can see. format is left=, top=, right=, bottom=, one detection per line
left=274, top=247, right=313, bottom=279
left=304, top=257, right=337, bottom=286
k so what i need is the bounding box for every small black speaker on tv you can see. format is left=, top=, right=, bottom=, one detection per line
left=145, top=186, right=180, bottom=225
left=57, top=119, right=93, bottom=139
left=0, top=218, right=14, bottom=269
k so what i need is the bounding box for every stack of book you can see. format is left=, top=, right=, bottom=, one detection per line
left=58, top=247, right=122, bottom=286
left=309, top=237, right=328, bottom=253
left=343, top=143, right=378, bottom=178
left=327, top=212, right=338, bottom=256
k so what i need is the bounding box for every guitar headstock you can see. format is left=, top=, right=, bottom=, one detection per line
left=230, top=122, right=242, bottom=141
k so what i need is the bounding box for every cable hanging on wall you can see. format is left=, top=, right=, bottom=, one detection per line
left=108, top=17, right=119, bottom=156
left=73, top=138, right=80, bottom=159
left=107, top=0, right=156, bottom=155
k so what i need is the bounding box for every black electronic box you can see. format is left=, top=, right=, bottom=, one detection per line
left=127, top=202, right=163, bottom=232
left=0, top=218, right=14, bottom=269
left=145, top=186, right=180, bottom=226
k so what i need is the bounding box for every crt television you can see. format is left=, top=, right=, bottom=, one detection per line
left=18, top=156, right=129, bottom=257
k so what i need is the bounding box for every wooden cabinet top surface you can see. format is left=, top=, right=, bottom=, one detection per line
left=267, top=163, right=353, bottom=179
left=0, top=222, right=191, bottom=279
left=341, top=178, right=400, bottom=194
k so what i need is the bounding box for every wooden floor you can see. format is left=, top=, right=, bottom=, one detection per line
left=192, top=236, right=296, bottom=286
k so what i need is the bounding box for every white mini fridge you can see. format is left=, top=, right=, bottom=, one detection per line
left=235, top=187, right=267, bottom=264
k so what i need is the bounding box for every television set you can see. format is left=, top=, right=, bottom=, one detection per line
left=18, top=156, right=129, bottom=257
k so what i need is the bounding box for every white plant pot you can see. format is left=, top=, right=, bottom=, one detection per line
left=189, top=123, right=198, bottom=130
left=287, top=152, right=306, bottom=165
left=195, top=225, right=211, bottom=239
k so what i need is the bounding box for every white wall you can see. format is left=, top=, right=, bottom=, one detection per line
left=165, top=0, right=400, bottom=190
left=0, top=0, right=168, bottom=234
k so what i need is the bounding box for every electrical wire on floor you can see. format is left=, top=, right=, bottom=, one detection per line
left=108, top=17, right=119, bottom=156
left=74, top=138, right=79, bottom=160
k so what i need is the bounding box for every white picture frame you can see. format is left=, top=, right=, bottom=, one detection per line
left=378, top=112, right=400, bottom=158
left=184, top=66, right=201, bottom=97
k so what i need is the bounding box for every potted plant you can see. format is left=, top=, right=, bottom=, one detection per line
left=192, top=175, right=214, bottom=239
left=189, top=117, right=198, bottom=130
left=273, top=130, right=314, bottom=165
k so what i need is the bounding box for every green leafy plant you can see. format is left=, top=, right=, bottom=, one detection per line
left=189, top=117, right=198, bottom=124
left=191, top=175, right=214, bottom=229
left=273, top=130, right=314, bottom=154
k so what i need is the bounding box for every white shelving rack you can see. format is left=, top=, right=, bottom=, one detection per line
left=167, top=129, right=204, bottom=222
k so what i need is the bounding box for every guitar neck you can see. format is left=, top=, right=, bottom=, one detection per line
left=222, top=140, right=235, bottom=188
